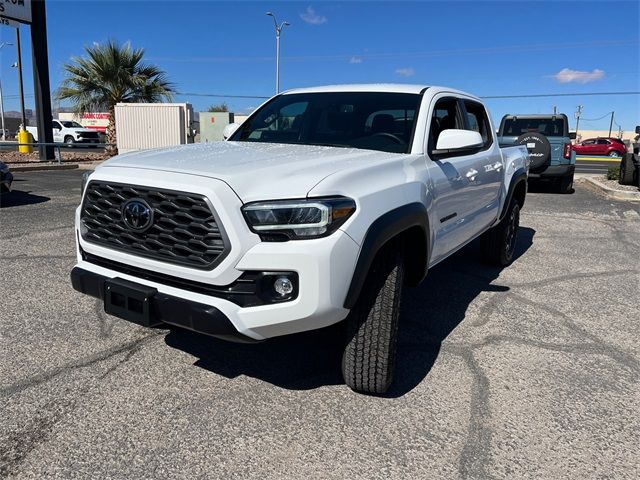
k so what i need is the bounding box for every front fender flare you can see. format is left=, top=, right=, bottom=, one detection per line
left=343, top=202, right=429, bottom=310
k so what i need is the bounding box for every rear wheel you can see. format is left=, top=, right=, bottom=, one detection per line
left=556, top=174, right=574, bottom=194
left=608, top=151, right=620, bottom=158
left=342, top=243, right=404, bottom=395
left=619, top=153, right=635, bottom=185
left=481, top=199, right=520, bottom=267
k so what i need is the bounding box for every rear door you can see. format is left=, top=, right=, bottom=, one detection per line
left=595, top=139, right=610, bottom=155
left=459, top=99, right=503, bottom=229
left=52, top=121, right=63, bottom=142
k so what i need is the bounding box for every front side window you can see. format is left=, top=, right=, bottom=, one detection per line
left=428, top=98, right=462, bottom=151
left=232, top=92, right=422, bottom=154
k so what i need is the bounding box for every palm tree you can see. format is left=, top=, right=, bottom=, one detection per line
left=56, top=40, right=175, bottom=154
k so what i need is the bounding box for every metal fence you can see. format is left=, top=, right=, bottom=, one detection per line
left=0, top=141, right=113, bottom=164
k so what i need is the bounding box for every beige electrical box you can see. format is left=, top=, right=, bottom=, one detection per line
left=115, top=103, right=194, bottom=153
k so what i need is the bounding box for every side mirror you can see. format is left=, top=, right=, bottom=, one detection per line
left=223, top=123, right=240, bottom=140
left=435, top=129, right=483, bottom=152
left=569, top=132, right=577, bottom=140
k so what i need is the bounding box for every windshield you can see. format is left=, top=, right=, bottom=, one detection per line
left=61, top=121, right=83, bottom=128
left=500, top=117, right=567, bottom=137
left=232, top=92, right=422, bottom=154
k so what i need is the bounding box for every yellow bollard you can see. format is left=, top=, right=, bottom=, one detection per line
left=18, top=129, right=33, bottom=154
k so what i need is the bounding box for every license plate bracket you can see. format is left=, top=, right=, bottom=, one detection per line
left=104, top=277, right=160, bottom=327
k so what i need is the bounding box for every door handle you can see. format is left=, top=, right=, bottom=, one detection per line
left=466, top=169, right=478, bottom=181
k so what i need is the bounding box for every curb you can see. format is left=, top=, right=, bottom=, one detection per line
left=11, top=163, right=79, bottom=172
left=581, top=176, right=640, bottom=202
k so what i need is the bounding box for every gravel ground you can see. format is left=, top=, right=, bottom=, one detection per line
left=1, top=171, right=639, bottom=479
left=0, top=150, right=110, bottom=164
left=599, top=175, right=640, bottom=192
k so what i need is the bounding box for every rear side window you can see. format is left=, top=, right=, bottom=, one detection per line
left=463, top=100, right=492, bottom=148
left=596, top=139, right=609, bottom=145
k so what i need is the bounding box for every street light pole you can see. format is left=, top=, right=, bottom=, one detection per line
left=266, top=12, right=290, bottom=94
left=0, top=41, right=14, bottom=141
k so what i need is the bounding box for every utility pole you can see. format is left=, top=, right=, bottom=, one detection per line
left=574, top=105, right=583, bottom=141
left=608, top=111, right=614, bottom=138
left=553, top=105, right=557, bottom=114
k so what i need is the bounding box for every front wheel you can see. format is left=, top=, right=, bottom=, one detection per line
left=342, top=244, right=404, bottom=394
left=481, top=199, right=520, bottom=267
left=64, top=136, right=75, bottom=145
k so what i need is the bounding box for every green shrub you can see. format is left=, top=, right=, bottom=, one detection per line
left=607, top=165, right=620, bottom=181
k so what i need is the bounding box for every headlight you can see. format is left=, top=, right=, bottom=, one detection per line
left=81, top=171, right=92, bottom=195
left=242, top=197, right=356, bottom=241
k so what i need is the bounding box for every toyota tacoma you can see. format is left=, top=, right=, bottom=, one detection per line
left=71, top=85, right=529, bottom=394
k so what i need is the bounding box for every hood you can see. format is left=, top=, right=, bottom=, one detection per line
left=99, top=141, right=404, bottom=202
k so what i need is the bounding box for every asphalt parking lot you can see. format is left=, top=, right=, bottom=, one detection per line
left=1, top=170, right=639, bottom=479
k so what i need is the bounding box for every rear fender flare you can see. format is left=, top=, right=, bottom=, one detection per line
left=499, top=168, right=527, bottom=221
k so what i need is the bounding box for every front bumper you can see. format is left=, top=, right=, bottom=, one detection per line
left=71, top=267, right=259, bottom=342
left=528, top=164, right=575, bottom=179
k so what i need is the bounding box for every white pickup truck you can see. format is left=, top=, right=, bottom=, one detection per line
left=26, top=119, right=100, bottom=144
left=71, top=85, right=529, bottom=394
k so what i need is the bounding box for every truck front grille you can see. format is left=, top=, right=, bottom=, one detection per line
left=81, top=182, right=229, bottom=270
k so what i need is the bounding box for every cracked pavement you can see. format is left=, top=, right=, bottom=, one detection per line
left=1, top=172, right=639, bottom=479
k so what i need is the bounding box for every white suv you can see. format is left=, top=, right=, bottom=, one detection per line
left=72, top=85, right=529, bottom=393
left=26, top=119, right=100, bottom=144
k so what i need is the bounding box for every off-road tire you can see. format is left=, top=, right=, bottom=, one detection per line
left=556, top=174, right=574, bottom=194
left=619, top=153, right=635, bottom=185
left=342, top=244, right=404, bottom=394
left=481, top=199, right=520, bottom=267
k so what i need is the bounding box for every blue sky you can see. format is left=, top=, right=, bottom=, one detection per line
left=1, top=0, right=638, bottom=131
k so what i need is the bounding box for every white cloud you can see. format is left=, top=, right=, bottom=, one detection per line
left=300, top=6, right=327, bottom=25
left=553, top=68, right=605, bottom=84
left=350, top=56, right=363, bottom=64
left=395, top=67, right=415, bottom=77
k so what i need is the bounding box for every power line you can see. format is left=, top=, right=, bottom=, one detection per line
left=172, top=91, right=640, bottom=100
left=482, top=92, right=640, bottom=99
left=175, top=92, right=270, bottom=99
left=581, top=111, right=614, bottom=121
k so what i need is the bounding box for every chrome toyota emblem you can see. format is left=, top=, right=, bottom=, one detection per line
left=122, top=199, right=153, bottom=232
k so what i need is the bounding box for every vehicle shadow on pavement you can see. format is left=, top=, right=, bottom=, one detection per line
left=528, top=181, right=574, bottom=194
left=165, top=227, right=535, bottom=396
left=389, top=226, right=535, bottom=397
left=0, top=190, right=50, bottom=208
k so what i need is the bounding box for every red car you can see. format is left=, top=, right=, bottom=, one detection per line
left=572, top=137, right=627, bottom=157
